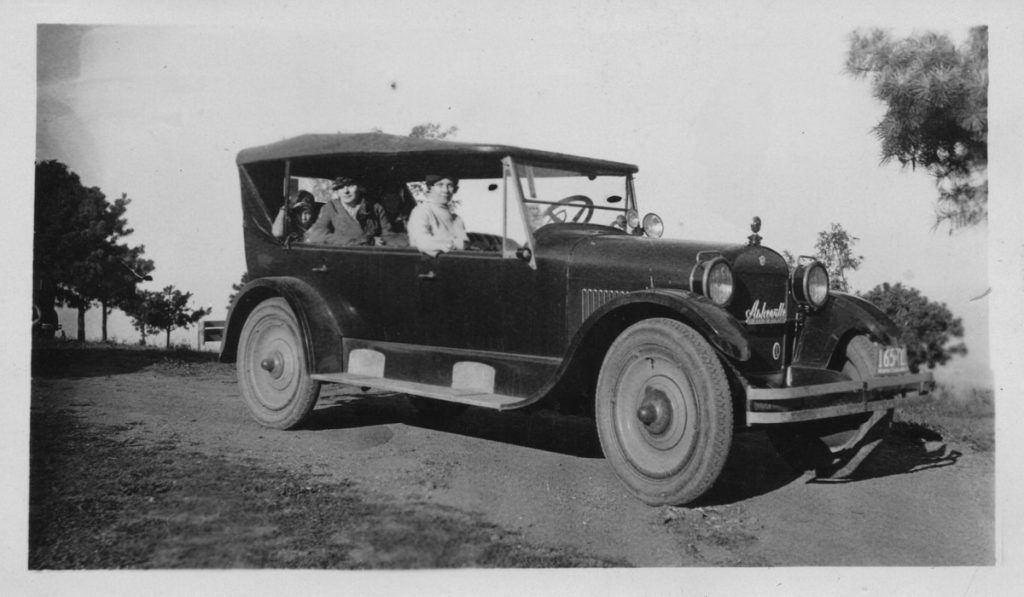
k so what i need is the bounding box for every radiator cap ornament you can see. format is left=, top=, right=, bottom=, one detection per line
left=748, top=216, right=762, bottom=246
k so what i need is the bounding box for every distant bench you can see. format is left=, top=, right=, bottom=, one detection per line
left=200, top=319, right=225, bottom=344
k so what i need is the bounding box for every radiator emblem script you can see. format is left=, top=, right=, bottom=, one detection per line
left=745, top=300, right=787, bottom=325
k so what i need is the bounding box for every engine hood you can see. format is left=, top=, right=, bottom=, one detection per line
left=559, top=225, right=791, bottom=322
left=551, top=224, right=786, bottom=289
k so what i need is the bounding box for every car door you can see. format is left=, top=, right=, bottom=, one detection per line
left=288, top=243, right=385, bottom=340
left=498, top=252, right=565, bottom=358
left=377, top=249, right=506, bottom=351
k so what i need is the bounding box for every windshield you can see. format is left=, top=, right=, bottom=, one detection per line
left=513, top=162, right=633, bottom=234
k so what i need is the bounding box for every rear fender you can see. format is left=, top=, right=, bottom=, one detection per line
left=793, top=292, right=901, bottom=369
left=219, top=277, right=346, bottom=374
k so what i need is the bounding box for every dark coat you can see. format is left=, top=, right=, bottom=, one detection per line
left=306, top=199, right=394, bottom=245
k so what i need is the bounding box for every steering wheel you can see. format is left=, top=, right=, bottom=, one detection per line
left=541, top=195, right=595, bottom=224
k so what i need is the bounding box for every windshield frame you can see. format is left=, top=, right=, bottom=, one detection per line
left=503, top=156, right=637, bottom=261
left=245, top=152, right=637, bottom=264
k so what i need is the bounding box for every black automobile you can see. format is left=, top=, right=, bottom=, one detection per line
left=222, top=132, right=933, bottom=506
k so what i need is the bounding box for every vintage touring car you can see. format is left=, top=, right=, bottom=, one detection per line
left=222, top=132, right=934, bottom=506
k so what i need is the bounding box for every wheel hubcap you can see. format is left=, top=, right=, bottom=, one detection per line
left=636, top=387, right=673, bottom=435
left=611, top=352, right=699, bottom=479
left=259, top=351, right=284, bottom=378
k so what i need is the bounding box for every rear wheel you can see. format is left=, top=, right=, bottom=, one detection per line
left=595, top=318, right=733, bottom=506
left=237, top=297, right=320, bottom=429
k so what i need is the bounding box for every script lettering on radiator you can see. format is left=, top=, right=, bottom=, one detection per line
left=745, top=300, right=787, bottom=325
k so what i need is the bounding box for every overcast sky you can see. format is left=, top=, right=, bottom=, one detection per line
left=23, top=2, right=1002, bottom=385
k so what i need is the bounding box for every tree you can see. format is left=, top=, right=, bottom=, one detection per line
left=409, top=122, right=458, bottom=140
left=226, top=271, right=251, bottom=312
left=784, top=223, right=863, bottom=292
left=59, top=239, right=154, bottom=344
left=36, top=162, right=130, bottom=340
left=34, top=162, right=152, bottom=341
left=125, top=286, right=210, bottom=348
left=861, top=282, right=967, bottom=371
left=95, top=246, right=155, bottom=342
left=35, top=160, right=97, bottom=339
left=122, top=290, right=155, bottom=346
left=845, top=27, right=988, bottom=231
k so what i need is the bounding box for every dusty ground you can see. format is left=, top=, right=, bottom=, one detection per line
left=30, top=347, right=994, bottom=567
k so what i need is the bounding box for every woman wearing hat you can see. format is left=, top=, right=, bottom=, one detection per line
left=305, top=176, right=394, bottom=245
left=408, top=175, right=468, bottom=257
left=272, top=190, right=318, bottom=242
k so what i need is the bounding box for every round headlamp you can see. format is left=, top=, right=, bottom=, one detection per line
left=690, top=257, right=734, bottom=307
left=792, top=261, right=830, bottom=309
left=642, top=213, right=664, bottom=238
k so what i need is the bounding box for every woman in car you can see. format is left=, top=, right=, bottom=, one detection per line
left=272, top=190, right=317, bottom=242
left=407, top=174, right=468, bottom=256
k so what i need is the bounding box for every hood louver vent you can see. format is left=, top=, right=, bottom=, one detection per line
left=581, top=288, right=629, bottom=321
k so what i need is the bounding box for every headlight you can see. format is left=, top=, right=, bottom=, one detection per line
left=690, top=257, right=734, bottom=307
left=642, top=213, right=664, bottom=238
left=792, top=261, right=829, bottom=309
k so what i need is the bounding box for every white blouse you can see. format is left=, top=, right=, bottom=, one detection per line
left=407, top=200, right=468, bottom=256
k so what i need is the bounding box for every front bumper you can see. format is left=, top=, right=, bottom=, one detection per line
left=745, top=371, right=935, bottom=425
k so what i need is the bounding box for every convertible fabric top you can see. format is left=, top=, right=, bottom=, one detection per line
left=236, top=132, right=638, bottom=176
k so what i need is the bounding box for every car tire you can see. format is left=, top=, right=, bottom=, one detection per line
left=767, top=334, right=892, bottom=475
left=237, top=297, right=321, bottom=430
left=407, top=396, right=469, bottom=419
left=841, top=335, right=878, bottom=383
left=595, top=318, right=733, bottom=506
left=830, top=334, right=894, bottom=472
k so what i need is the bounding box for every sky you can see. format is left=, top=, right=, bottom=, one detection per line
left=5, top=0, right=1024, bottom=593
left=24, top=2, right=1001, bottom=386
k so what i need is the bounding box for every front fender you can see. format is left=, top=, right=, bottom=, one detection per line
left=571, top=288, right=752, bottom=362
left=792, top=291, right=901, bottom=369
left=219, top=277, right=346, bottom=374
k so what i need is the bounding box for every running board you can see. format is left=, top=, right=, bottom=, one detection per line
left=310, top=372, right=526, bottom=410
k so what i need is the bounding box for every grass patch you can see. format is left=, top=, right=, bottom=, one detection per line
left=31, top=344, right=223, bottom=379
left=895, top=384, right=993, bottom=452
left=29, top=401, right=625, bottom=569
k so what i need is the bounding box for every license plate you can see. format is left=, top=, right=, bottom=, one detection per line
left=877, top=345, right=909, bottom=374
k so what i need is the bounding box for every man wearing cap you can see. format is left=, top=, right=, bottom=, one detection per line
left=272, top=190, right=317, bottom=242
left=306, top=176, right=395, bottom=246
left=408, top=175, right=468, bottom=257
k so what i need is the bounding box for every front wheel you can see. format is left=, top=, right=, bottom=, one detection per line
left=595, top=318, right=733, bottom=506
left=237, top=297, right=321, bottom=429
left=767, top=335, right=892, bottom=476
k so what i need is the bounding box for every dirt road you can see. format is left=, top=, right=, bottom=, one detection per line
left=31, top=349, right=993, bottom=567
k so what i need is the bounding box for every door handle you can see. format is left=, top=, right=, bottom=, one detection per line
left=312, top=265, right=328, bottom=273
left=417, top=271, right=436, bottom=279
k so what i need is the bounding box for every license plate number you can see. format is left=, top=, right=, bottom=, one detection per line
left=877, top=345, right=909, bottom=374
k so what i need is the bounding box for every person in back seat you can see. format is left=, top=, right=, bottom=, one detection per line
left=306, top=176, right=395, bottom=246
left=375, top=183, right=417, bottom=233
left=272, top=190, right=317, bottom=242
